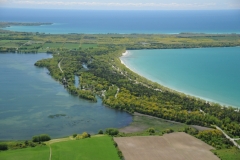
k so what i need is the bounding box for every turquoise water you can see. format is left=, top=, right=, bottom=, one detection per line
left=0, top=53, right=132, bottom=140
left=121, top=47, right=240, bottom=108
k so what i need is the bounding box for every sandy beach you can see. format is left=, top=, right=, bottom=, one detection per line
left=120, top=51, right=130, bottom=69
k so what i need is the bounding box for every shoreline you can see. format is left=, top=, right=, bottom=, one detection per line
left=120, top=51, right=130, bottom=68
left=120, top=50, right=239, bottom=109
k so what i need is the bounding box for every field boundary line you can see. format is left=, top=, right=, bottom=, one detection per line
left=49, top=144, right=52, bottom=160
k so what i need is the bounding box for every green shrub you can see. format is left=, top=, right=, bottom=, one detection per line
left=82, top=132, right=89, bottom=139
left=147, top=128, right=155, bottom=133
left=162, top=129, right=174, bottom=134
left=73, top=133, right=77, bottom=138
left=105, top=128, right=119, bottom=136
left=24, top=140, right=29, bottom=146
left=76, top=132, right=91, bottom=140
left=40, top=134, right=51, bottom=141
left=88, top=133, right=91, bottom=138
left=32, top=136, right=40, bottom=142
left=32, top=134, right=51, bottom=142
left=98, top=129, right=103, bottom=134
left=117, top=149, right=123, bottom=159
left=113, top=141, right=118, bottom=147
left=0, top=143, right=8, bottom=150
left=76, top=134, right=82, bottom=140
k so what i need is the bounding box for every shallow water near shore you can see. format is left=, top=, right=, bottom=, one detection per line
left=121, top=47, right=240, bottom=108
left=0, top=53, right=132, bottom=140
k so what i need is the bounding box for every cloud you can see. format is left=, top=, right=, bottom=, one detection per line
left=0, top=0, right=8, bottom=3
left=1, top=0, right=239, bottom=9
left=11, top=1, right=216, bottom=7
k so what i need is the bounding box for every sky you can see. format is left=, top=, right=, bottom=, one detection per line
left=0, top=0, right=240, bottom=10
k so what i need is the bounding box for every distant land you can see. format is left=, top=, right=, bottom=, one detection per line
left=0, top=22, right=52, bottom=29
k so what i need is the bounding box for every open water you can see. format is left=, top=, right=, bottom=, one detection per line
left=0, top=53, right=132, bottom=140
left=121, top=47, right=240, bottom=108
left=0, top=9, right=240, bottom=34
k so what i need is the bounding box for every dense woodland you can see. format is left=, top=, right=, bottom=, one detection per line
left=1, top=29, right=240, bottom=139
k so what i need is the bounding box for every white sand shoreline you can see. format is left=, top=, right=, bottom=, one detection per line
left=120, top=51, right=131, bottom=69
left=122, top=51, right=128, bottom=56
left=120, top=50, right=238, bottom=108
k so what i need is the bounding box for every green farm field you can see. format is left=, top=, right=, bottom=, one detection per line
left=0, top=135, right=120, bottom=160
left=51, top=136, right=119, bottom=160
left=80, top=43, right=97, bottom=49
left=0, top=40, right=28, bottom=47
left=213, top=147, right=240, bottom=160
left=0, top=146, right=49, bottom=160
left=63, top=42, right=79, bottom=50
left=42, top=42, right=63, bottom=48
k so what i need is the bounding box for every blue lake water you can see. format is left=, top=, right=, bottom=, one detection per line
left=0, top=9, right=240, bottom=34
left=74, top=75, right=79, bottom=88
left=0, top=53, right=132, bottom=140
left=121, top=47, right=240, bottom=108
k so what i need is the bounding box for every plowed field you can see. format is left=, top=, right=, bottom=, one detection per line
left=114, top=132, right=219, bottom=160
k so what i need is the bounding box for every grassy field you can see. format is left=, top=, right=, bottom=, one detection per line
left=0, top=146, right=49, bottom=160
left=80, top=43, right=97, bottom=49
left=236, top=140, right=240, bottom=145
left=213, top=147, right=240, bottom=160
left=1, top=42, right=20, bottom=48
left=0, top=40, right=28, bottom=48
left=42, top=42, right=63, bottom=48
left=37, top=42, right=63, bottom=52
left=51, top=135, right=120, bottom=160
left=0, top=136, right=119, bottom=160
left=119, top=112, right=187, bottom=136
left=63, top=42, right=80, bottom=50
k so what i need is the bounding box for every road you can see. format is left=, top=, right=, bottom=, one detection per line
left=115, top=88, right=119, bottom=98
left=58, top=58, right=63, bottom=73
left=215, top=126, right=240, bottom=149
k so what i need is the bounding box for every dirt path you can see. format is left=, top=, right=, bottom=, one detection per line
left=58, top=58, right=63, bottom=73
left=215, top=126, right=240, bottom=149
left=18, top=41, right=29, bottom=50
left=46, top=137, right=72, bottom=160
left=49, top=145, right=52, bottom=160
left=115, top=88, right=119, bottom=98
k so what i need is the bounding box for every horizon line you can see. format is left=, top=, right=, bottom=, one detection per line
left=1, top=7, right=240, bottom=11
